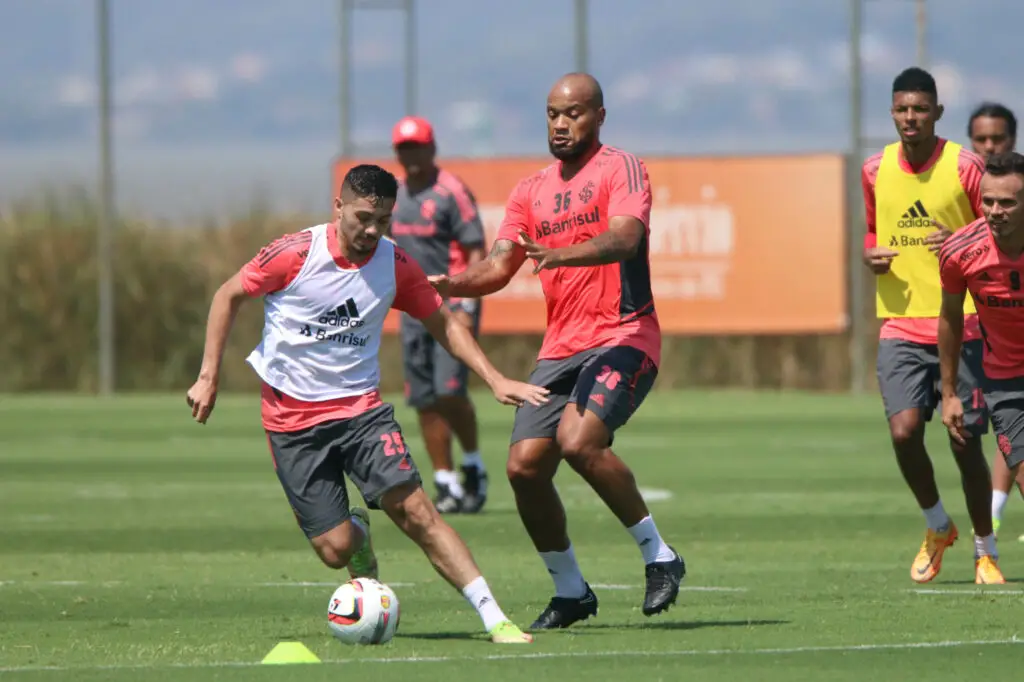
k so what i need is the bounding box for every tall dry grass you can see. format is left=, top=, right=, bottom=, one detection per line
left=0, top=192, right=878, bottom=393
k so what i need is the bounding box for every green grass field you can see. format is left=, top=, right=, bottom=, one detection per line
left=1, top=391, right=1022, bottom=681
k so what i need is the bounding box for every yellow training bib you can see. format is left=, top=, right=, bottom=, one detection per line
left=875, top=140, right=977, bottom=318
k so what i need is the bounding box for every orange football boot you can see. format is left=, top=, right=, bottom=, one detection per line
left=975, top=555, right=1006, bottom=585
left=910, top=522, right=958, bottom=583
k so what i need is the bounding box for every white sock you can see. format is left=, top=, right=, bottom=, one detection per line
left=993, top=490, right=1010, bottom=521
left=922, top=501, right=951, bottom=531
left=626, top=515, right=676, bottom=564
left=462, top=450, right=485, bottom=471
left=461, top=576, right=507, bottom=631
left=539, top=544, right=587, bottom=598
left=974, top=533, right=998, bottom=559
left=434, top=470, right=464, bottom=498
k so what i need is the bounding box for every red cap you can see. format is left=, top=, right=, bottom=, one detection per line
left=392, top=116, right=434, bottom=146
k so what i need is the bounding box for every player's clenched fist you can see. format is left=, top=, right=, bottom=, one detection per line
left=864, top=247, right=899, bottom=274
left=186, top=377, right=218, bottom=424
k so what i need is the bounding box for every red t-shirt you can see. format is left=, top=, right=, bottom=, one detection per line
left=239, top=228, right=441, bottom=431
left=496, top=145, right=661, bottom=366
left=940, top=218, right=1024, bottom=380
left=861, top=138, right=984, bottom=344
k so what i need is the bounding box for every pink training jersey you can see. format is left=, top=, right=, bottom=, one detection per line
left=239, top=228, right=442, bottom=431
left=862, top=138, right=984, bottom=344
left=496, top=144, right=661, bottom=366
left=940, top=218, right=1024, bottom=380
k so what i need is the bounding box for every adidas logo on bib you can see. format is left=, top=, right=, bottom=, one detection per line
left=897, top=200, right=933, bottom=228
left=318, top=298, right=364, bottom=328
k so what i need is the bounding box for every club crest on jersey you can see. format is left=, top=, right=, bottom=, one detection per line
left=578, top=181, right=595, bottom=205
left=535, top=207, right=601, bottom=238
left=419, top=199, right=436, bottom=221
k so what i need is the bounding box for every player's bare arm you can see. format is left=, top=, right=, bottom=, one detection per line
left=450, top=244, right=487, bottom=327
left=431, top=239, right=525, bottom=298
left=187, top=272, right=249, bottom=424
left=861, top=155, right=900, bottom=272
left=519, top=216, right=645, bottom=273
left=937, top=288, right=967, bottom=444
left=464, top=245, right=486, bottom=267
left=419, top=304, right=548, bottom=408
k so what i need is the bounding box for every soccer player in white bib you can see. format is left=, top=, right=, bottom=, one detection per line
left=185, top=164, right=544, bottom=644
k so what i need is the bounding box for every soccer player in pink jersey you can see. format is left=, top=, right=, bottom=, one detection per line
left=430, top=73, right=683, bottom=629
left=966, top=102, right=1024, bottom=541
left=938, top=150, right=1024, bottom=583
left=184, top=164, right=545, bottom=643
left=861, top=68, right=994, bottom=583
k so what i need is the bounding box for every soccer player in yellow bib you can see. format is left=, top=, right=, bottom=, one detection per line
left=966, top=102, right=1024, bottom=542
left=862, top=67, right=1002, bottom=585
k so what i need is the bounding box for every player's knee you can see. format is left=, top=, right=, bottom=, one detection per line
left=557, top=429, right=607, bottom=470
left=436, top=394, right=473, bottom=417
left=381, top=484, right=440, bottom=539
left=889, top=412, right=924, bottom=448
left=506, top=442, right=557, bottom=486
left=311, top=528, right=359, bottom=570
left=315, top=546, right=348, bottom=570
left=949, top=436, right=984, bottom=465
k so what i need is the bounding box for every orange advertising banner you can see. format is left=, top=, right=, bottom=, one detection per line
left=331, top=154, right=847, bottom=334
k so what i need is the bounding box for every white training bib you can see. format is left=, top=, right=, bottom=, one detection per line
left=246, top=224, right=397, bottom=401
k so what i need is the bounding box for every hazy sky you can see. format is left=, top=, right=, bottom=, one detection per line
left=2, top=0, right=1022, bottom=218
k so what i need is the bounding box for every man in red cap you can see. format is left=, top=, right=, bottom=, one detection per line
left=389, top=115, right=490, bottom=514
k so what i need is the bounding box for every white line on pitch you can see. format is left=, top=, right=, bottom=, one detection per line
left=0, top=580, right=123, bottom=587
left=0, top=637, right=1018, bottom=673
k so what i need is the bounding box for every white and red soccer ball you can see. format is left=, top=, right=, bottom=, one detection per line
left=327, top=578, right=400, bottom=645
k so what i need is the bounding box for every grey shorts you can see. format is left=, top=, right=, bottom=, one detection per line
left=400, top=306, right=480, bottom=409
left=876, top=338, right=989, bottom=436
left=510, top=346, right=658, bottom=447
left=983, top=376, right=1024, bottom=469
left=266, top=404, right=422, bottom=539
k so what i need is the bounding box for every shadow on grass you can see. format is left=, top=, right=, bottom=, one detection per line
left=397, top=618, right=790, bottom=641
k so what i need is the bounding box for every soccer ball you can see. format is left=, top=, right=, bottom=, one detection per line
left=327, top=578, right=400, bottom=645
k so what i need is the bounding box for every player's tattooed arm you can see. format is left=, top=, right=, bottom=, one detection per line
left=546, top=217, right=645, bottom=267
left=440, top=239, right=526, bottom=298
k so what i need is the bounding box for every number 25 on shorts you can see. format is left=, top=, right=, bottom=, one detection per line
left=380, top=432, right=406, bottom=457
